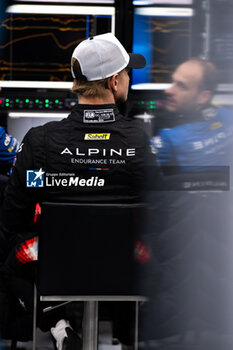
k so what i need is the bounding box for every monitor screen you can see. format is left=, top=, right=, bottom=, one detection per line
left=131, top=7, right=193, bottom=90
left=0, top=4, right=115, bottom=89
left=209, top=8, right=233, bottom=84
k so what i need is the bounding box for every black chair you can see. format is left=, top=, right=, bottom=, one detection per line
left=33, top=202, right=148, bottom=350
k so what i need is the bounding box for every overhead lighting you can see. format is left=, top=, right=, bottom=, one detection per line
left=131, top=83, right=171, bottom=90
left=7, top=4, right=115, bottom=16
left=133, top=0, right=192, bottom=5
left=15, top=0, right=114, bottom=3
left=8, top=112, right=69, bottom=118
left=135, top=7, right=193, bottom=16
left=0, top=81, right=73, bottom=89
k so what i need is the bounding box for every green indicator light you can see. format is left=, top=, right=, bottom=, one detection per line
left=25, top=99, right=29, bottom=103
left=141, top=101, right=145, bottom=104
left=5, top=103, right=9, bottom=107
left=55, top=99, right=59, bottom=104
left=150, top=106, right=155, bottom=109
left=45, top=104, right=49, bottom=108
left=150, top=101, right=155, bottom=104
left=45, top=99, right=49, bottom=103
left=6, top=99, right=9, bottom=102
left=15, top=99, right=19, bottom=103
left=35, top=99, right=39, bottom=103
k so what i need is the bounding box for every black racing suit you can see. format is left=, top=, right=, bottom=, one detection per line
left=0, top=103, right=156, bottom=341
left=2, top=103, right=152, bottom=234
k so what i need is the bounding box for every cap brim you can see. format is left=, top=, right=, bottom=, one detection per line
left=127, top=53, right=146, bottom=69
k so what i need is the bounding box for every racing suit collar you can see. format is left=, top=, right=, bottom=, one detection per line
left=73, top=103, right=118, bottom=109
left=69, top=103, right=122, bottom=123
left=177, top=105, right=217, bottom=123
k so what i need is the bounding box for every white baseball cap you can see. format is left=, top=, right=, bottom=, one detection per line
left=71, top=32, right=146, bottom=81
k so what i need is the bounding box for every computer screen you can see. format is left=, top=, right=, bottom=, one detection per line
left=209, top=5, right=233, bottom=85
left=131, top=6, right=193, bottom=90
left=0, top=4, right=115, bottom=89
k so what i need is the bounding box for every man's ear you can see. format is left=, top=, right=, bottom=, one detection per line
left=108, top=74, right=119, bottom=92
left=198, top=90, right=212, bottom=106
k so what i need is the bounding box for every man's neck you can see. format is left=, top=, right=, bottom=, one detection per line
left=78, top=95, right=115, bottom=105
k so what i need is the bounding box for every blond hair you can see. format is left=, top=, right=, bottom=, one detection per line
left=71, top=57, right=110, bottom=98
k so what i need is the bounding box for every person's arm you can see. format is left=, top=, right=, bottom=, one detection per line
left=0, top=127, right=19, bottom=174
left=151, top=130, right=179, bottom=176
left=1, top=129, right=39, bottom=233
left=151, top=130, right=174, bottom=165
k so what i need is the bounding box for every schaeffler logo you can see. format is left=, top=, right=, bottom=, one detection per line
left=26, top=169, right=45, bottom=187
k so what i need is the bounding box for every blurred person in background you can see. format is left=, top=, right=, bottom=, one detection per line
left=151, top=58, right=233, bottom=172
left=140, top=59, right=233, bottom=350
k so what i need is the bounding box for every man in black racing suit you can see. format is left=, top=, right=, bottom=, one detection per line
left=0, top=33, right=153, bottom=349
left=2, top=100, right=150, bottom=233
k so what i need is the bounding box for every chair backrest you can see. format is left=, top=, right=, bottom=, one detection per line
left=37, top=202, right=146, bottom=296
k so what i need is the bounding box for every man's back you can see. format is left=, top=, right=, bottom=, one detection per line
left=2, top=103, right=149, bottom=232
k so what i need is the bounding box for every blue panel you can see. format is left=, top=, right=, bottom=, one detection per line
left=132, top=12, right=152, bottom=85
left=131, top=9, right=191, bottom=87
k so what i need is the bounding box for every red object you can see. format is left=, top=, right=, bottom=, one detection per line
left=33, top=202, right=41, bottom=224
left=135, top=240, right=151, bottom=264
left=16, top=236, right=38, bottom=264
